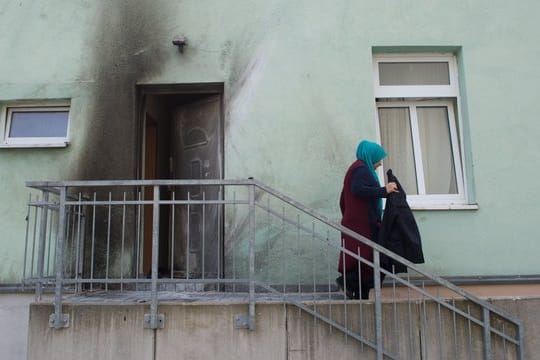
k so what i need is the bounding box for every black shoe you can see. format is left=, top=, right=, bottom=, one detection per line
left=335, top=277, right=355, bottom=299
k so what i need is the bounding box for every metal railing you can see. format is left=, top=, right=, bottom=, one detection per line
left=23, top=179, right=524, bottom=359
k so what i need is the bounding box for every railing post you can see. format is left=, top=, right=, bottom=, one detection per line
left=144, top=185, right=164, bottom=329
left=49, top=186, right=69, bottom=329
left=483, top=308, right=492, bottom=360
left=75, top=192, right=84, bottom=293
left=517, top=320, right=525, bottom=360
left=373, top=249, right=383, bottom=360
left=248, top=183, right=256, bottom=330
left=36, top=191, right=49, bottom=300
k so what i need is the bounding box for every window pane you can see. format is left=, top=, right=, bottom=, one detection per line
left=9, top=110, right=69, bottom=138
left=378, top=62, right=450, bottom=86
left=378, top=107, right=418, bottom=195
left=417, top=107, right=458, bottom=194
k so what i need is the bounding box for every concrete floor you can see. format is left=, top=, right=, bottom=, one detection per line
left=61, top=281, right=540, bottom=305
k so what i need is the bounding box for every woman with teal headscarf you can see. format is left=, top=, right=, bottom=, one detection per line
left=336, top=140, right=398, bottom=299
left=356, top=140, right=388, bottom=216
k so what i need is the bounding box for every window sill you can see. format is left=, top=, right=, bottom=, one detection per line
left=0, top=142, right=69, bottom=148
left=410, top=203, right=479, bottom=211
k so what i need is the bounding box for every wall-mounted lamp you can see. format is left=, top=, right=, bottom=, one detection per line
left=172, top=36, right=188, bottom=53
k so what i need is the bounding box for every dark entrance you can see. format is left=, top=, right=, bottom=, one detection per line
left=137, top=84, right=224, bottom=278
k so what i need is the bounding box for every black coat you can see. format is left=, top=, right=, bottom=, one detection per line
left=378, top=169, right=425, bottom=273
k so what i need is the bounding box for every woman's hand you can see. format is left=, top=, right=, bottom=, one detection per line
left=385, top=182, right=398, bottom=193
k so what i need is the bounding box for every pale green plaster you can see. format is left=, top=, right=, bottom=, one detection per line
left=1, top=0, right=539, bottom=282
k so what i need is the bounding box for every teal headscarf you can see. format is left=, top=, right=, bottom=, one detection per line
left=356, top=140, right=387, bottom=216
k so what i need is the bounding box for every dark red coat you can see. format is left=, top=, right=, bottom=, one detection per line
left=338, top=160, right=386, bottom=275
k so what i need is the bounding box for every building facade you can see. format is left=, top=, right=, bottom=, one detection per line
left=1, top=0, right=539, bottom=286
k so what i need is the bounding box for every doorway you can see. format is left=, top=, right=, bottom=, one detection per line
left=137, top=83, right=224, bottom=278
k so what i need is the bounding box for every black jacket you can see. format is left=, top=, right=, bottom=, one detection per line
left=378, top=169, right=424, bottom=273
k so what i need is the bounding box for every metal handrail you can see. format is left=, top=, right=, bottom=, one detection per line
left=252, top=180, right=524, bottom=359
left=23, top=179, right=524, bottom=359
left=253, top=180, right=521, bottom=324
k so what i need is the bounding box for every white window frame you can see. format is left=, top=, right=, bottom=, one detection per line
left=0, top=101, right=71, bottom=148
left=377, top=100, right=465, bottom=206
left=373, top=53, right=473, bottom=209
left=373, top=53, right=460, bottom=98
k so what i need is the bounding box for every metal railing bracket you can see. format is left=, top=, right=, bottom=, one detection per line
left=49, top=313, right=69, bottom=329
left=143, top=313, right=165, bottom=329
left=234, top=313, right=250, bottom=329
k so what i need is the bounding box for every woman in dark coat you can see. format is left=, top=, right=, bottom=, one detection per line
left=336, top=140, right=397, bottom=299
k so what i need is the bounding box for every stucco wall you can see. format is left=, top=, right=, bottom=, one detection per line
left=1, top=0, right=539, bottom=282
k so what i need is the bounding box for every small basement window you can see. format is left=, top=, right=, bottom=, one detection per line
left=1, top=103, right=70, bottom=147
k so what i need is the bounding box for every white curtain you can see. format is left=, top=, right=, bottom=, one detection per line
left=378, top=107, right=418, bottom=194
left=417, top=107, right=457, bottom=194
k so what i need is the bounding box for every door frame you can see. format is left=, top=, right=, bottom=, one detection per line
left=135, top=83, right=225, bottom=276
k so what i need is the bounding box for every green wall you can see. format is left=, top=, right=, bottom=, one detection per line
left=0, top=0, right=539, bottom=282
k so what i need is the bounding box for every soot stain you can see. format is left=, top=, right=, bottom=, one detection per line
left=77, top=1, right=169, bottom=180
left=75, top=1, right=171, bottom=277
